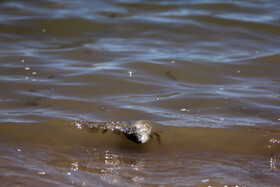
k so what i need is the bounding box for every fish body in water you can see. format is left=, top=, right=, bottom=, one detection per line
left=74, top=120, right=157, bottom=144
left=122, top=120, right=151, bottom=144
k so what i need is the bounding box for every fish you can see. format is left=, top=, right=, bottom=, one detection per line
left=73, top=120, right=160, bottom=144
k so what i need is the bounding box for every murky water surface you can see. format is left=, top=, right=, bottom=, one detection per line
left=0, top=0, right=280, bottom=186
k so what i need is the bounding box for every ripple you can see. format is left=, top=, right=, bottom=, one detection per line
left=0, top=0, right=280, bottom=185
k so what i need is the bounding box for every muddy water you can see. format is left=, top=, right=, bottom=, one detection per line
left=0, top=0, right=280, bottom=186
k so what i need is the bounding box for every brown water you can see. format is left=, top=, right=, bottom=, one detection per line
left=0, top=0, right=280, bottom=186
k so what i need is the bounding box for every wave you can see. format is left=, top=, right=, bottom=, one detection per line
left=1, top=120, right=279, bottom=156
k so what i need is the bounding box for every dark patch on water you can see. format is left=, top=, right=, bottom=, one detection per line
left=165, top=70, right=176, bottom=80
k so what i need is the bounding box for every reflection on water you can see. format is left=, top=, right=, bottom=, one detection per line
left=268, top=137, right=280, bottom=171
left=44, top=146, right=148, bottom=186
left=0, top=0, right=280, bottom=186
left=1, top=121, right=280, bottom=186
left=270, top=156, right=277, bottom=171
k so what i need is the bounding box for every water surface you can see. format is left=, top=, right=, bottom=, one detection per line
left=0, top=0, right=280, bottom=186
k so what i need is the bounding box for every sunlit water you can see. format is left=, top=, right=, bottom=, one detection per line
left=0, top=0, right=280, bottom=186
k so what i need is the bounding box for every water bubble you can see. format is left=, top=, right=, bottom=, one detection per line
left=237, top=70, right=241, bottom=73
left=32, top=72, right=37, bottom=75
left=71, top=162, right=79, bottom=171
left=180, top=108, right=187, bottom=112
left=25, top=67, right=30, bottom=70
left=17, top=149, right=21, bottom=152
left=201, top=179, right=209, bottom=183
left=42, top=28, right=46, bottom=33
left=127, top=71, right=133, bottom=77
left=74, top=122, right=83, bottom=129
left=38, top=171, right=46, bottom=175
left=21, top=60, right=24, bottom=63
left=171, top=60, right=175, bottom=64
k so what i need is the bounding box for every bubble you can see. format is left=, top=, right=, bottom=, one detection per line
left=38, top=171, right=46, bottom=175
left=74, top=122, right=83, bottom=129
left=201, top=179, right=209, bottom=183
left=71, top=162, right=79, bottom=171
left=25, top=67, right=30, bottom=70
left=127, top=71, right=133, bottom=77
